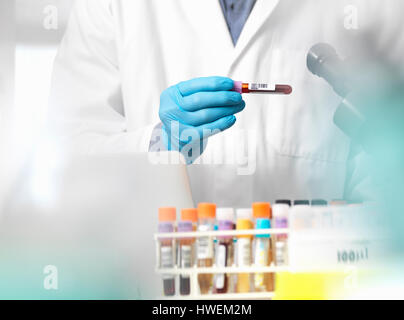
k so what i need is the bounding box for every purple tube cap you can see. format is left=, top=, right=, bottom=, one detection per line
left=233, top=81, right=243, bottom=94
left=218, top=220, right=234, bottom=240
left=158, top=222, right=174, bottom=233
left=218, top=220, right=234, bottom=231
left=178, top=221, right=193, bottom=232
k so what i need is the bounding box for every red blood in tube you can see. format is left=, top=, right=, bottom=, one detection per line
left=163, top=279, right=175, bottom=296
left=276, top=85, right=293, bottom=95
left=242, top=83, right=250, bottom=93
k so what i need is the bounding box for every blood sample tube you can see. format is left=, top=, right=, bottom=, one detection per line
left=252, top=203, right=274, bottom=291
left=233, top=208, right=253, bottom=292
left=233, top=81, right=293, bottom=95
left=253, top=218, right=273, bottom=292
left=181, top=209, right=198, bottom=270
left=178, top=221, right=194, bottom=296
left=214, top=208, right=235, bottom=294
left=273, top=204, right=289, bottom=266
left=158, top=207, right=176, bottom=296
left=236, top=219, right=253, bottom=293
left=197, top=203, right=216, bottom=294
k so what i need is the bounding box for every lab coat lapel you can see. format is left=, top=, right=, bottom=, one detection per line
left=178, top=0, right=280, bottom=72
left=230, top=0, right=280, bottom=70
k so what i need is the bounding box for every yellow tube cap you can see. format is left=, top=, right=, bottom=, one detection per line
left=236, top=219, right=253, bottom=238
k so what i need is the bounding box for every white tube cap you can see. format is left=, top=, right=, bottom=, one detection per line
left=272, top=204, right=289, bottom=218
left=236, top=208, right=253, bottom=220
left=216, top=208, right=235, bottom=222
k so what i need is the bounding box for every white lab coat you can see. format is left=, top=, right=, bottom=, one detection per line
left=48, top=0, right=404, bottom=207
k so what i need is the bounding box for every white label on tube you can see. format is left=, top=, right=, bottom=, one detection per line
left=197, top=225, right=213, bottom=259
left=249, top=83, right=276, bottom=91
left=161, top=246, right=174, bottom=280
left=180, top=245, right=192, bottom=279
left=215, top=244, right=226, bottom=289
left=254, top=240, right=268, bottom=288
left=237, top=238, right=251, bottom=267
left=276, top=241, right=286, bottom=266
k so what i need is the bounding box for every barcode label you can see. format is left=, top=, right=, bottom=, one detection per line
left=237, top=238, right=251, bottom=266
left=249, top=83, right=276, bottom=91
left=197, top=225, right=213, bottom=259
left=180, top=245, right=192, bottom=279
left=254, top=241, right=268, bottom=288
left=275, top=241, right=287, bottom=266
left=249, top=83, right=267, bottom=90
left=161, top=246, right=174, bottom=280
left=197, top=237, right=213, bottom=259
left=215, top=245, right=227, bottom=289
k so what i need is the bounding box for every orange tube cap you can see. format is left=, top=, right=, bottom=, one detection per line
left=158, top=207, right=177, bottom=222
left=252, top=202, right=272, bottom=219
left=197, top=203, right=216, bottom=219
left=181, top=208, right=198, bottom=222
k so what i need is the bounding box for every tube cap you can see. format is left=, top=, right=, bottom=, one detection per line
left=311, top=199, right=328, bottom=206
left=275, top=199, right=292, bottom=206
left=236, top=219, right=253, bottom=230
left=236, top=208, right=253, bottom=220
left=217, top=208, right=235, bottom=222
left=178, top=221, right=193, bottom=233
left=233, top=81, right=243, bottom=94
left=256, top=218, right=271, bottom=238
left=272, top=204, right=289, bottom=218
left=158, top=222, right=174, bottom=233
left=158, top=207, right=176, bottom=222
left=181, top=208, right=198, bottom=222
left=198, top=203, right=216, bottom=219
left=218, top=220, right=234, bottom=231
left=236, top=219, right=253, bottom=238
left=330, top=199, right=347, bottom=206
left=252, top=202, right=272, bottom=219
left=294, top=200, right=310, bottom=206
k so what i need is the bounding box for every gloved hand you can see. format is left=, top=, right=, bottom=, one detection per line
left=159, top=76, right=245, bottom=163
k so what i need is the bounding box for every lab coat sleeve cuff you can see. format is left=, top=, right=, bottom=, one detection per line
left=139, top=123, right=159, bottom=153
left=149, top=122, right=167, bottom=152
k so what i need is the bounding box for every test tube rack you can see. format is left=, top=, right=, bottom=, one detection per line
left=154, top=228, right=290, bottom=300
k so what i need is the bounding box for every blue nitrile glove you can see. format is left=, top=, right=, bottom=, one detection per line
left=159, top=76, right=245, bottom=163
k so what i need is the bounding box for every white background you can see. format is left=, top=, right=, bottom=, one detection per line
left=0, top=0, right=73, bottom=202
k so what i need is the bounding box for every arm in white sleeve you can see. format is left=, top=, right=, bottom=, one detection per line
left=47, top=0, right=155, bottom=154
left=344, top=144, right=377, bottom=202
